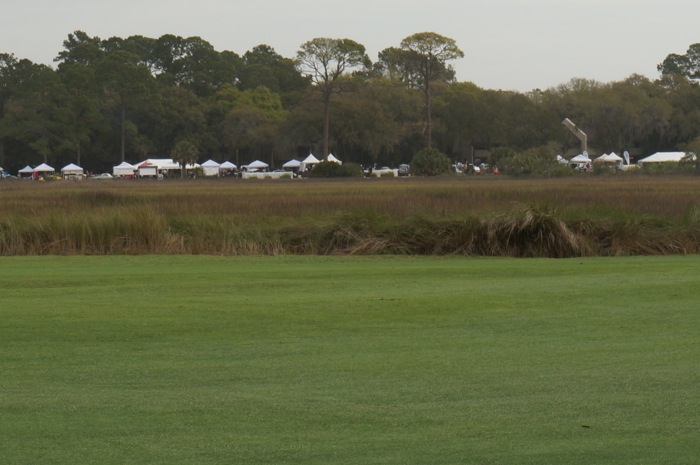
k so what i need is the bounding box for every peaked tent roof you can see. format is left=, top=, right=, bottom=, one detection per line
left=302, top=154, right=320, bottom=164
left=137, top=158, right=197, bottom=170
left=113, top=161, right=136, bottom=169
left=282, top=159, right=301, bottom=168
left=570, top=154, right=591, bottom=163
left=34, top=163, right=55, bottom=172
left=327, top=153, right=342, bottom=164
left=220, top=161, right=237, bottom=169
left=61, top=163, right=84, bottom=172
left=246, top=160, right=269, bottom=169
left=18, top=165, right=34, bottom=173
left=606, top=152, right=623, bottom=162
left=201, top=159, right=221, bottom=167
left=638, top=151, right=693, bottom=164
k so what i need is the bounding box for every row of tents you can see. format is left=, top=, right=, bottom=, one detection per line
left=1, top=154, right=342, bottom=180
left=558, top=151, right=695, bottom=169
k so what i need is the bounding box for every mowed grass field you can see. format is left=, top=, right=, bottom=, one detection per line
left=1, top=255, right=698, bottom=464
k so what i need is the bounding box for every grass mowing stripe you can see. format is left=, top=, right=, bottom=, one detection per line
left=0, top=256, right=698, bottom=464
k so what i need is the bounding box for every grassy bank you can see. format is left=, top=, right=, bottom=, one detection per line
left=1, top=176, right=699, bottom=256
left=1, top=255, right=698, bottom=464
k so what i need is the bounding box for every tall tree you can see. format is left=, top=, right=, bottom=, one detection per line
left=658, top=43, right=700, bottom=80
left=379, top=32, right=463, bottom=149
left=296, top=38, right=369, bottom=160
left=171, top=139, right=200, bottom=178
left=56, top=62, right=104, bottom=166
left=96, top=50, right=155, bottom=162
left=241, top=44, right=309, bottom=105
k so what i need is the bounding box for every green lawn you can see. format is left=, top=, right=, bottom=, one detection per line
left=1, top=256, right=698, bottom=464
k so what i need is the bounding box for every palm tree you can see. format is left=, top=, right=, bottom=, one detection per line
left=171, top=139, right=199, bottom=178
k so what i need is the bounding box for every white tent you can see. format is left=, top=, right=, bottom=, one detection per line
left=113, top=161, right=136, bottom=177
left=302, top=154, right=320, bottom=165
left=570, top=154, right=591, bottom=164
left=299, top=154, right=321, bottom=173
left=201, top=159, right=221, bottom=177
left=34, top=163, right=55, bottom=173
left=246, top=160, right=269, bottom=170
left=594, top=153, right=623, bottom=163
left=606, top=152, right=623, bottom=162
left=18, top=165, right=33, bottom=178
left=137, top=158, right=198, bottom=171
left=220, top=161, right=237, bottom=170
left=637, top=151, right=693, bottom=165
left=327, top=153, right=342, bottom=164
left=61, top=163, right=84, bottom=180
left=282, top=159, right=301, bottom=169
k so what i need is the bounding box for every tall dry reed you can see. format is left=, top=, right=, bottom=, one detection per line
left=1, top=177, right=699, bottom=257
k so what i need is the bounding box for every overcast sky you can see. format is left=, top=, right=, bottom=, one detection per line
left=2, top=0, right=698, bottom=92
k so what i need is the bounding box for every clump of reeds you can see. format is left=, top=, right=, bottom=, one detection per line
left=474, top=205, right=589, bottom=257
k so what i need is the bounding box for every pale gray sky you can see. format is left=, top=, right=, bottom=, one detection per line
left=2, top=0, right=698, bottom=91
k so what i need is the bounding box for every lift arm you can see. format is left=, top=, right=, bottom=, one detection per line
left=562, top=118, right=587, bottom=153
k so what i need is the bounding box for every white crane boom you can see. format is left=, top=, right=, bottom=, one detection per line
left=562, top=118, right=587, bottom=153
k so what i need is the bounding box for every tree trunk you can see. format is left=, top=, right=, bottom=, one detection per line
left=120, top=104, right=126, bottom=163
left=425, top=85, right=432, bottom=149
left=322, top=95, right=331, bottom=161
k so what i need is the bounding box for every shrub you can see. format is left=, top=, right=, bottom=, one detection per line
left=410, top=148, right=451, bottom=176
left=309, top=161, right=362, bottom=178
left=506, top=143, right=571, bottom=178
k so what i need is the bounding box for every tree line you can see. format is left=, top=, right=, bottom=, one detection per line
left=1, top=31, right=699, bottom=173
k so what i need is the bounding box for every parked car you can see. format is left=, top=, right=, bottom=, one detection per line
left=91, top=173, right=113, bottom=180
left=1, top=172, right=18, bottom=180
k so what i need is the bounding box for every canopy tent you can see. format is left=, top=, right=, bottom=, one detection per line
left=113, top=161, right=136, bottom=177
left=34, top=163, right=55, bottom=173
left=61, top=163, right=84, bottom=179
left=201, top=159, right=221, bottom=176
left=245, top=160, right=269, bottom=170
left=18, top=165, right=33, bottom=178
left=302, top=154, right=320, bottom=164
left=570, top=154, right=591, bottom=164
left=594, top=152, right=623, bottom=163
left=282, top=159, right=301, bottom=169
left=637, top=151, right=694, bottom=165
left=327, top=153, right=342, bottom=164
left=220, top=161, right=237, bottom=170
left=137, top=158, right=197, bottom=171
left=299, top=154, right=321, bottom=173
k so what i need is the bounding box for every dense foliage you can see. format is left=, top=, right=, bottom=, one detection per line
left=1, top=32, right=699, bottom=174
left=410, top=148, right=451, bottom=176
left=308, top=161, right=363, bottom=178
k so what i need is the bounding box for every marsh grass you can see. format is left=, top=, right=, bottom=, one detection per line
left=1, top=176, right=699, bottom=256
